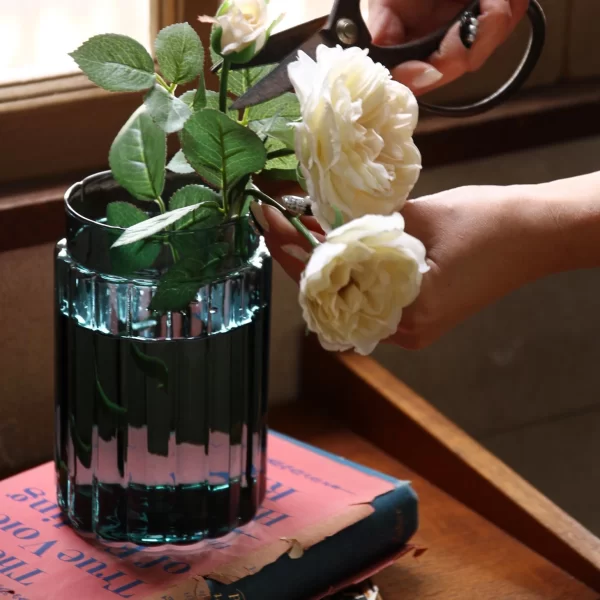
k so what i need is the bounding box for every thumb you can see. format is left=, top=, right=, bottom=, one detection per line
left=368, top=1, right=406, bottom=46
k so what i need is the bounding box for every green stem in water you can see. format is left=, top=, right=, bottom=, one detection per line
left=246, top=189, right=320, bottom=248
left=219, top=58, right=231, bottom=114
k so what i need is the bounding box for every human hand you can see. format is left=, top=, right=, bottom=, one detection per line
left=257, top=183, right=558, bottom=349
left=368, top=0, right=529, bottom=94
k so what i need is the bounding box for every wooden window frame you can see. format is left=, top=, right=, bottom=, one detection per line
left=3, top=0, right=600, bottom=254
left=0, top=0, right=218, bottom=186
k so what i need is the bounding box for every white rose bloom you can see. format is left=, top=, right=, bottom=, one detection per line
left=202, top=0, right=268, bottom=57
left=299, top=213, right=429, bottom=356
left=288, top=45, right=422, bottom=231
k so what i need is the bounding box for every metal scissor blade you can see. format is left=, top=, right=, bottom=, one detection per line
left=230, top=31, right=329, bottom=111
left=229, top=16, right=328, bottom=70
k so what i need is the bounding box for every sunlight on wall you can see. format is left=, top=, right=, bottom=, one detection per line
left=0, top=0, right=150, bottom=85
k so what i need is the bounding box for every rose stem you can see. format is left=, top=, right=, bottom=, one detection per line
left=246, top=189, right=320, bottom=249
left=219, top=58, right=231, bottom=113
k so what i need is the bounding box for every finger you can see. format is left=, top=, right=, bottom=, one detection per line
left=423, top=0, right=524, bottom=89
left=260, top=205, right=324, bottom=284
left=368, top=0, right=407, bottom=46
left=389, top=60, right=444, bottom=95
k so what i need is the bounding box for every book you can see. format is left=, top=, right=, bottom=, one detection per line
left=0, top=431, right=418, bottom=600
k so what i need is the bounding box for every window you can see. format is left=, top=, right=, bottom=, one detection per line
left=0, top=0, right=214, bottom=186
left=0, top=1, right=151, bottom=85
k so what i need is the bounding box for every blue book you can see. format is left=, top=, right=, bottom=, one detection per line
left=0, top=431, right=418, bottom=600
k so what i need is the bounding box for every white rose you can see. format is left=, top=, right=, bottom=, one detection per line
left=299, top=213, right=429, bottom=356
left=288, top=45, right=422, bottom=231
left=201, top=0, right=269, bottom=58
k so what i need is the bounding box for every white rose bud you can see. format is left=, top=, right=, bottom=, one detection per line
left=299, top=213, right=429, bottom=356
left=289, top=45, right=422, bottom=231
left=201, top=0, right=271, bottom=62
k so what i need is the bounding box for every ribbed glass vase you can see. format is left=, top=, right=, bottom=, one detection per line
left=54, top=171, right=271, bottom=545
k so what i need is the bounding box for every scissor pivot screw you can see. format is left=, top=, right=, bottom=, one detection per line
left=336, top=18, right=359, bottom=45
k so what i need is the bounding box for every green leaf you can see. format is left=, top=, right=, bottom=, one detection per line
left=249, top=93, right=300, bottom=122
left=130, top=344, right=169, bottom=391
left=167, top=150, right=195, bottom=174
left=181, top=109, right=266, bottom=196
left=144, top=84, right=192, bottom=133
left=251, top=116, right=296, bottom=150
left=155, top=23, right=204, bottom=85
left=112, top=202, right=208, bottom=247
left=181, top=89, right=232, bottom=115
left=150, top=245, right=229, bottom=312
left=70, top=34, right=155, bottom=92
left=169, top=185, right=223, bottom=230
left=211, top=47, right=275, bottom=98
left=109, top=106, right=166, bottom=202
left=106, top=202, right=161, bottom=274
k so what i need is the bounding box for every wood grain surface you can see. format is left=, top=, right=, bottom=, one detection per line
left=300, top=338, right=600, bottom=593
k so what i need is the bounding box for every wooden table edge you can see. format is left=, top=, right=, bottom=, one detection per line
left=299, top=336, right=600, bottom=593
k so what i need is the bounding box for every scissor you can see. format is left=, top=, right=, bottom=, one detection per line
left=224, top=0, right=546, bottom=117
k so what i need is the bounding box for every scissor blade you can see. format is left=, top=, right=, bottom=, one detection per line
left=229, top=16, right=328, bottom=70
left=230, top=32, right=329, bottom=111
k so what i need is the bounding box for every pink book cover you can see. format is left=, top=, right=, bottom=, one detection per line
left=0, top=432, right=415, bottom=600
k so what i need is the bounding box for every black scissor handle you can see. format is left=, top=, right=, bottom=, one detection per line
left=418, top=0, right=546, bottom=117
left=326, top=0, right=546, bottom=118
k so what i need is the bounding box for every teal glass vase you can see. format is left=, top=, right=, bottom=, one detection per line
left=54, top=171, right=271, bottom=545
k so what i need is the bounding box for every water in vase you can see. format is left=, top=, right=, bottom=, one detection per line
left=54, top=238, right=271, bottom=545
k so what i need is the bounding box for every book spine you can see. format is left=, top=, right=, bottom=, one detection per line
left=205, top=482, right=417, bottom=600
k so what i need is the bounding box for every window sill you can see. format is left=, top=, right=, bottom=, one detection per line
left=3, top=79, right=600, bottom=253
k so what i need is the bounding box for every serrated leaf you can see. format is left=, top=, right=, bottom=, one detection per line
left=149, top=244, right=229, bottom=312
left=155, top=23, right=204, bottom=85
left=70, top=34, right=155, bottom=92
left=180, top=89, right=236, bottom=117
left=251, top=116, right=296, bottom=150
left=180, top=109, right=266, bottom=196
left=169, top=185, right=223, bottom=230
left=109, top=106, right=166, bottom=202
left=167, top=150, right=195, bottom=174
left=211, top=47, right=275, bottom=98
left=106, top=201, right=161, bottom=273
left=112, top=202, right=205, bottom=247
left=249, top=93, right=300, bottom=122
left=180, top=90, right=197, bottom=109
left=131, top=344, right=169, bottom=390
left=144, top=84, right=192, bottom=133
left=229, top=64, right=276, bottom=98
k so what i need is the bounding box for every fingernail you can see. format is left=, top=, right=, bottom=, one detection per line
left=250, top=202, right=270, bottom=233
left=282, top=244, right=310, bottom=264
left=411, top=67, right=443, bottom=89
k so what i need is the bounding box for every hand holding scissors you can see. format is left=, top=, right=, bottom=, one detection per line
left=225, top=0, right=545, bottom=117
left=368, top=0, right=531, bottom=95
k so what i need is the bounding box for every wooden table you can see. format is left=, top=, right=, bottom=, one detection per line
left=270, top=339, right=600, bottom=599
